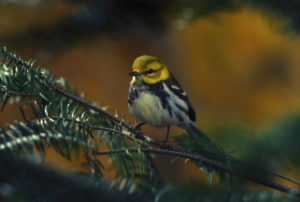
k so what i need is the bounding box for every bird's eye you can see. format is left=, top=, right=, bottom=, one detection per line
left=145, top=69, right=155, bottom=74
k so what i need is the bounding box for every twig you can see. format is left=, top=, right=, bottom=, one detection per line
left=49, top=116, right=146, bottom=145
left=45, top=80, right=130, bottom=128
left=95, top=147, right=300, bottom=197
left=0, top=90, right=37, bottom=97
left=267, top=171, right=300, bottom=187
left=0, top=89, right=55, bottom=97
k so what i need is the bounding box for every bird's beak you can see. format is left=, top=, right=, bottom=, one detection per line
left=129, top=71, right=140, bottom=76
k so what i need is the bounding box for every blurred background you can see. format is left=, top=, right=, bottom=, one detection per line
left=0, top=0, right=300, bottom=189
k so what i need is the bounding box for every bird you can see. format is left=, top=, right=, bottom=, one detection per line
left=128, top=55, right=204, bottom=142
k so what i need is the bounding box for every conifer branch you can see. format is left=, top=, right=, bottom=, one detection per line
left=94, top=148, right=300, bottom=197
left=42, top=115, right=300, bottom=196
left=48, top=116, right=300, bottom=187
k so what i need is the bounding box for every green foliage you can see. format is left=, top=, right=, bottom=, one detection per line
left=0, top=153, right=126, bottom=202
left=210, top=113, right=300, bottom=172
left=155, top=180, right=298, bottom=202
left=3, top=153, right=297, bottom=202
left=174, top=133, right=241, bottom=181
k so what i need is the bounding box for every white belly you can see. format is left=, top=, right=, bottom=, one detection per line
left=129, top=92, right=180, bottom=128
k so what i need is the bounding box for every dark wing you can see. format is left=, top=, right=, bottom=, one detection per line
left=165, top=77, right=196, bottom=122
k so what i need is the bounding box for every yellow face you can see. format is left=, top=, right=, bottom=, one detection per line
left=130, top=55, right=170, bottom=84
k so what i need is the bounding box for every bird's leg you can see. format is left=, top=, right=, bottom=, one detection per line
left=163, top=126, right=170, bottom=143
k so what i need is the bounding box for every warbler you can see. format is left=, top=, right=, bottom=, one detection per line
left=128, top=55, right=203, bottom=142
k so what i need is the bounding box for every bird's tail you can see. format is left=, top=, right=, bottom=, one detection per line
left=184, top=122, right=207, bottom=138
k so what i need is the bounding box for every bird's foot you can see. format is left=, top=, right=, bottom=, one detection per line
left=160, top=139, right=170, bottom=149
left=129, top=122, right=145, bottom=134
left=162, top=136, right=169, bottom=145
